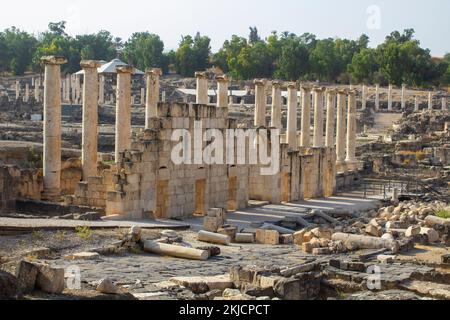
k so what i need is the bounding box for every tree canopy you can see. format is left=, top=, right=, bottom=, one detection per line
left=0, top=22, right=448, bottom=88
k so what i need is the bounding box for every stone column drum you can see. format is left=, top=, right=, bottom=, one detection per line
left=346, top=90, right=357, bottom=163
left=41, top=56, right=67, bottom=200
left=336, top=89, right=347, bottom=164
left=286, top=82, right=298, bottom=149
left=313, top=87, right=325, bottom=148
left=145, top=68, right=162, bottom=127
left=428, top=92, right=433, bottom=110
left=254, top=79, right=267, bottom=127
left=325, top=89, right=337, bottom=148
left=270, top=81, right=282, bottom=129
left=300, top=85, right=311, bottom=147
left=195, top=72, right=208, bottom=104
left=115, top=66, right=134, bottom=162
left=216, top=75, right=229, bottom=108
left=81, top=60, right=101, bottom=180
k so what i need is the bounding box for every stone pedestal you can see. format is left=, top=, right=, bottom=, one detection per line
left=270, top=81, right=282, bottom=129
left=325, top=89, right=337, bottom=148
left=41, top=56, right=67, bottom=200
left=81, top=60, right=101, bottom=180
left=145, top=68, right=162, bottom=127
left=115, top=66, right=134, bottom=162
left=286, top=82, right=298, bottom=149
left=195, top=72, right=208, bottom=104
left=346, top=90, right=357, bottom=164
left=254, top=79, right=267, bottom=127
left=313, top=87, right=325, bottom=147
left=336, top=89, right=347, bottom=166
left=216, top=75, right=229, bottom=108
left=300, top=85, right=311, bottom=147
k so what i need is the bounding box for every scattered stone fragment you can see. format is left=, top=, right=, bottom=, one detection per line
left=35, top=264, right=65, bottom=294
left=235, top=233, right=255, bottom=243
left=64, top=252, right=101, bottom=261
left=96, top=277, right=119, bottom=294
left=198, top=230, right=230, bottom=246
left=377, top=255, right=396, bottom=264
left=256, top=229, right=280, bottom=245
left=0, top=270, right=20, bottom=300
left=0, top=260, right=37, bottom=294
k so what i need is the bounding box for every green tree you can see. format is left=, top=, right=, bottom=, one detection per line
left=249, top=26, right=261, bottom=44
left=348, top=48, right=379, bottom=83
left=123, top=32, right=164, bottom=71
left=0, top=27, right=37, bottom=75
left=275, top=36, right=309, bottom=80
left=175, top=33, right=211, bottom=76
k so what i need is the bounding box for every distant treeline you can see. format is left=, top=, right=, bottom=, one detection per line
left=0, top=22, right=449, bottom=87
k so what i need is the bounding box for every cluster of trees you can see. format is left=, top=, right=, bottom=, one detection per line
left=0, top=22, right=449, bottom=88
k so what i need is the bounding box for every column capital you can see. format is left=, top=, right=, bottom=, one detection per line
left=287, top=82, right=298, bottom=89
left=312, top=86, right=326, bottom=93
left=80, top=60, right=102, bottom=69
left=146, top=68, right=163, bottom=76
left=348, top=89, right=357, bottom=96
left=116, top=65, right=134, bottom=74
left=41, top=56, right=67, bottom=65
left=195, top=71, right=207, bottom=79
left=326, top=88, right=337, bottom=95
left=216, top=75, right=229, bottom=83
left=254, top=79, right=267, bottom=86
left=272, top=80, right=282, bottom=88
left=337, top=89, right=348, bottom=95
left=300, top=84, right=312, bottom=92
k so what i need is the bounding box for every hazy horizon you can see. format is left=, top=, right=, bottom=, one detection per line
left=1, top=0, right=449, bottom=56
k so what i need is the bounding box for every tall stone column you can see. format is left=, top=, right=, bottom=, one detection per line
left=325, top=89, right=337, bottom=148
left=66, top=75, right=71, bottom=103
left=428, top=92, right=433, bottom=110
left=34, top=77, right=40, bottom=102
left=195, top=72, right=208, bottom=104
left=254, top=79, right=267, bottom=127
left=24, top=83, right=30, bottom=103
left=336, top=90, right=347, bottom=164
left=443, top=97, right=447, bottom=110
left=162, top=91, right=166, bottom=102
left=286, top=82, right=298, bottom=149
left=41, top=56, right=67, bottom=200
left=414, top=96, right=419, bottom=112
left=346, top=90, right=357, bottom=163
left=361, top=85, right=367, bottom=110
left=81, top=60, right=101, bottom=180
left=115, top=66, right=133, bottom=162
left=387, top=84, right=393, bottom=111
left=401, top=84, right=406, bottom=109
left=375, top=84, right=380, bottom=111
left=300, top=85, right=312, bottom=147
left=140, top=88, right=145, bottom=106
left=145, top=68, right=162, bottom=128
left=216, top=75, right=229, bottom=108
left=312, top=87, right=325, bottom=147
left=98, top=75, right=105, bottom=104
left=270, top=81, right=282, bottom=129
left=15, top=81, right=20, bottom=100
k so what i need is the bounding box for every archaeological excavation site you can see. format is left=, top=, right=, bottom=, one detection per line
left=0, top=2, right=449, bottom=308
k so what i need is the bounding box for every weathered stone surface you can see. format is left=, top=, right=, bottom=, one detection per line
left=171, top=275, right=233, bottom=294
left=0, top=260, right=37, bottom=294
left=64, top=252, right=101, bottom=261
left=256, top=229, right=279, bottom=245
left=405, top=225, right=421, bottom=238
left=35, top=264, right=65, bottom=294
left=0, top=270, right=20, bottom=299
left=96, top=277, right=119, bottom=294
left=420, top=228, right=440, bottom=243
left=273, top=272, right=321, bottom=300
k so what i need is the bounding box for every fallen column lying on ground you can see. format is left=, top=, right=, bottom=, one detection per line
left=331, top=232, right=400, bottom=253
left=198, top=230, right=231, bottom=246
left=425, top=216, right=450, bottom=228
left=143, top=240, right=209, bottom=261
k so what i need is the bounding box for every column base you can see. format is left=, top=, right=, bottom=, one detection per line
left=42, top=188, right=61, bottom=202
left=336, top=161, right=347, bottom=174
left=345, top=160, right=364, bottom=171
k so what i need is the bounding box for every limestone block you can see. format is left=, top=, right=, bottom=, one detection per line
left=218, top=226, right=237, bottom=242
left=35, top=264, right=65, bottom=294
left=255, top=229, right=280, bottom=245
left=203, top=216, right=220, bottom=233
left=235, top=233, right=255, bottom=244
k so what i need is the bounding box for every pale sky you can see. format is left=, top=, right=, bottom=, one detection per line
left=1, top=0, right=449, bottom=56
